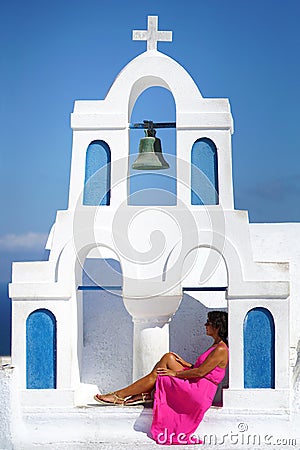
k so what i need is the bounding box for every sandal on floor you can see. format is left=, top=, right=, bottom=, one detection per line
left=93, top=392, right=127, bottom=406
left=124, top=392, right=152, bottom=406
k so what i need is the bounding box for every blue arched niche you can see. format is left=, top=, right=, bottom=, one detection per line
left=26, top=309, right=57, bottom=389
left=191, top=138, right=219, bottom=205
left=83, top=140, right=111, bottom=206
left=243, top=307, right=275, bottom=388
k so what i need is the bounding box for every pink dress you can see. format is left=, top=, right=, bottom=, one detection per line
left=150, top=346, right=227, bottom=445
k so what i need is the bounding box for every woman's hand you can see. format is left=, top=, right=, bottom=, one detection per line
left=171, top=352, right=192, bottom=368
left=156, top=367, right=177, bottom=377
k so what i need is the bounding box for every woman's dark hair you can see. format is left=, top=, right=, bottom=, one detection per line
left=207, top=311, right=228, bottom=346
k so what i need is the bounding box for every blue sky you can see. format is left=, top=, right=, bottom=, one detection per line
left=1, top=0, right=300, bottom=353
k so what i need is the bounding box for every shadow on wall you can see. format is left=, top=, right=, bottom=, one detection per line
left=81, top=287, right=228, bottom=403
left=170, top=294, right=228, bottom=406
left=81, top=289, right=133, bottom=393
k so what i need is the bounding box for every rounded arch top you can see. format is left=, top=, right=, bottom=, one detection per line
left=105, top=51, right=203, bottom=118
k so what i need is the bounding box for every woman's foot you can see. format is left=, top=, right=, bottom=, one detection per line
left=124, top=392, right=152, bottom=406
left=94, top=392, right=127, bottom=405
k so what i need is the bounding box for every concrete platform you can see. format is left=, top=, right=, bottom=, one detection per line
left=13, top=403, right=300, bottom=450
left=1, top=366, right=299, bottom=449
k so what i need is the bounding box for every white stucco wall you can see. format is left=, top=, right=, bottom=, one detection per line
left=0, top=366, right=23, bottom=449
left=249, top=223, right=300, bottom=349
left=249, top=223, right=300, bottom=411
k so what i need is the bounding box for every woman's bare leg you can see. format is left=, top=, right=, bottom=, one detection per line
left=96, top=352, right=184, bottom=404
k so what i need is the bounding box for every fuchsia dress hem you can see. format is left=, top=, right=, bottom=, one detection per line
left=150, top=346, right=227, bottom=445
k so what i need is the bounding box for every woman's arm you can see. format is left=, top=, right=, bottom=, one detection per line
left=170, top=352, right=193, bottom=368
left=157, top=345, right=227, bottom=379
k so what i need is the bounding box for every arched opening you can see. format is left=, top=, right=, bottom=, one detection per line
left=181, top=246, right=228, bottom=307
left=244, top=307, right=275, bottom=388
left=83, top=140, right=111, bottom=206
left=26, top=309, right=57, bottom=389
left=177, top=246, right=228, bottom=405
left=78, top=246, right=133, bottom=392
left=129, top=87, right=176, bottom=205
left=191, top=138, right=219, bottom=205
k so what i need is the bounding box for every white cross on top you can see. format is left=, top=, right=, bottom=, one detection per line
left=132, top=16, right=172, bottom=51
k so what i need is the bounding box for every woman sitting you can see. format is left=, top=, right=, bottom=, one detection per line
left=94, top=310, right=228, bottom=445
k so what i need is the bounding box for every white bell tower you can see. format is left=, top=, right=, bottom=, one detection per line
left=9, top=16, right=290, bottom=415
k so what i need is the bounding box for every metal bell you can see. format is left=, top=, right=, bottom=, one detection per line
left=132, top=129, right=170, bottom=170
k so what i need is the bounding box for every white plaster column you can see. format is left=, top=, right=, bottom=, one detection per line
left=123, top=295, right=182, bottom=381
left=132, top=317, right=170, bottom=381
